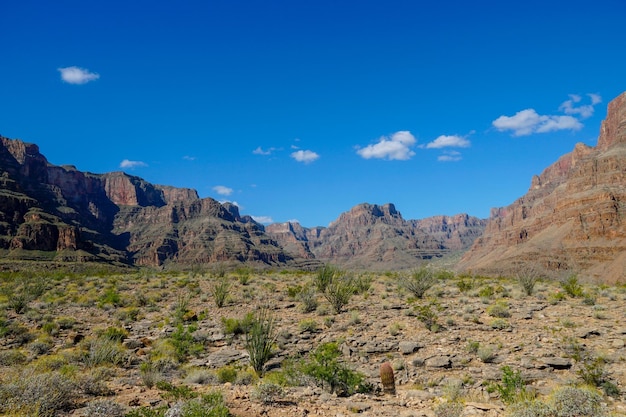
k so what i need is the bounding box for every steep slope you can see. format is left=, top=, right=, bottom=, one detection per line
left=459, top=91, right=626, bottom=283
left=0, top=135, right=291, bottom=267
left=266, top=203, right=487, bottom=270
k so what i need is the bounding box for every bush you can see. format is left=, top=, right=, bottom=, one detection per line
left=0, top=369, right=76, bottom=417
left=434, top=401, right=463, bottom=417
left=211, top=278, right=230, bottom=308
left=415, top=300, right=443, bottom=332
left=323, top=272, right=355, bottom=314
left=401, top=267, right=436, bottom=299
left=487, top=300, right=511, bottom=318
left=297, top=285, right=318, bottom=313
left=314, top=265, right=337, bottom=293
left=245, top=308, right=276, bottom=376
left=250, top=382, right=284, bottom=405
left=550, top=385, right=603, bottom=417
left=561, top=274, right=584, bottom=297
left=507, top=400, right=553, bottom=417
left=84, top=399, right=126, bottom=417
left=516, top=270, right=539, bottom=296
left=216, top=366, right=237, bottom=383
left=301, top=342, right=371, bottom=396
left=84, top=336, right=125, bottom=367
left=494, top=366, right=528, bottom=404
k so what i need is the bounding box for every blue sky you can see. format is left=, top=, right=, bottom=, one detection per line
left=1, top=1, right=625, bottom=227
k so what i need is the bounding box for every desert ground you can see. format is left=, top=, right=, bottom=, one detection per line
left=0, top=263, right=625, bottom=417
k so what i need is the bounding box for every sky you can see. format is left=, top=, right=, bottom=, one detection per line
left=1, top=1, right=625, bottom=227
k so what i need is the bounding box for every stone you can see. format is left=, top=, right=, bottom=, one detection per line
left=425, top=355, right=451, bottom=368
left=458, top=91, right=626, bottom=284
left=399, top=341, right=422, bottom=355
left=542, top=357, right=572, bottom=369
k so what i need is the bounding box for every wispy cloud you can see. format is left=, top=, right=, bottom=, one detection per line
left=356, top=131, right=416, bottom=160
left=252, top=215, right=273, bottom=224
left=425, top=135, right=470, bottom=149
left=183, top=155, right=196, bottom=161
left=213, top=185, right=233, bottom=196
left=120, top=159, right=147, bottom=169
left=58, top=66, right=100, bottom=84
left=558, top=93, right=602, bottom=119
left=437, top=150, right=462, bottom=162
left=253, top=146, right=275, bottom=155
left=291, top=150, right=320, bottom=163
left=492, top=109, right=582, bottom=136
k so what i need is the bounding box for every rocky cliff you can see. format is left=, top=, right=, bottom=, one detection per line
left=266, top=203, right=487, bottom=270
left=458, top=91, right=626, bottom=283
left=0, top=135, right=289, bottom=266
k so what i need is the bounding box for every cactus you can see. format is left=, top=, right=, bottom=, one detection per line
left=380, top=362, right=396, bottom=395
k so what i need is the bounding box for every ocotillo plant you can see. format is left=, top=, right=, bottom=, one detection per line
left=380, top=362, right=396, bottom=395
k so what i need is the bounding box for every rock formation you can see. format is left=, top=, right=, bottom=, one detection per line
left=266, top=203, right=487, bottom=270
left=458, top=91, right=626, bottom=283
left=0, top=135, right=289, bottom=266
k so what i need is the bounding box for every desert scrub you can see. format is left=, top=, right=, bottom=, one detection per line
left=487, top=300, right=511, bottom=318
left=301, top=342, right=371, bottom=396
left=323, top=271, right=355, bottom=314
left=433, top=401, right=463, bottom=417
left=516, top=269, right=540, bottom=296
left=298, top=318, right=320, bottom=333
left=245, top=308, right=277, bottom=376
left=414, top=299, right=443, bottom=332
left=235, top=266, right=252, bottom=285
left=216, top=365, right=238, bottom=383
left=297, top=284, right=318, bottom=313
left=210, top=277, right=231, bottom=308
left=400, top=267, right=436, bottom=299
left=0, top=368, right=77, bottom=416
left=314, top=264, right=338, bottom=293
left=169, top=323, right=203, bottom=362
left=560, top=274, right=584, bottom=297
left=83, top=335, right=126, bottom=367
left=493, top=366, right=529, bottom=404
left=549, top=385, right=604, bottom=417
left=84, top=399, right=126, bottom=417
left=251, top=382, right=285, bottom=405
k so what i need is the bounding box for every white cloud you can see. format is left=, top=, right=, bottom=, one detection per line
left=252, top=215, right=273, bottom=224
left=356, top=131, right=416, bottom=160
left=425, top=135, right=470, bottom=149
left=58, top=66, right=100, bottom=84
left=291, top=149, right=320, bottom=163
left=120, top=159, right=147, bottom=169
left=492, top=109, right=582, bottom=136
left=213, top=185, right=233, bottom=196
left=558, top=93, right=601, bottom=119
left=253, top=146, right=273, bottom=155
left=589, top=93, right=602, bottom=105
left=183, top=155, right=196, bottom=161
left=437, top=151, right=462, bottom=162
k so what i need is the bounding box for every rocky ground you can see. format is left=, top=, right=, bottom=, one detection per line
left=0, top=265, right=625, bottom=416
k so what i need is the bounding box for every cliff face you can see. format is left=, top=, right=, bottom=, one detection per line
left=0, top=135, right=289, bottom=266
left=459, top=91, right=626, bottom=283
left=266, top=203, right=487, bottom=270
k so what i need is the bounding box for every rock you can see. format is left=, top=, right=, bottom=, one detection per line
left=425, top=355, right=451, bottom=368
left=399, top=341, right=422, bottom=355
left=458, top=91, right=626, bottom=284
left=542, top=357, right=572, bottom=369
left=577, top=328, right=601, bottom=338
left=206, top=349, right=247, bottom=368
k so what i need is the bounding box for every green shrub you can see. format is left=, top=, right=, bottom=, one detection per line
left=301, top=342, right=371, bottom=396
left=400, top=267, right=436, bottom=299
left=98, top=326, right=129, bottom=342
left=561, top=274, right=584, bottom=297
left=140, top=361, right=164, bottom=388
left=169, top=324, right=203, bottom=362
left=323, top=272, right=355, bottom=314
left=235, top=266, right=252, bottom=285
left=434, top=401, right=463, bottom=417
left=84, top=336, right=125, bottom=367
left=298, top=319, right=319, bottom=333
left=245, top=308, right=276, bottom=376
left=314, top=265, right=337, bottom=293
left=507, top=400, right=553, bottom=417
left=516, top=270, right=539, bottom=296
left=298, top=284, right=319, bottom=313
left=550, top=385, right=603, bottom=417
left=493, top=366, right=528, bottom=404
left=216, top=366, right=237, bottom=383
left=211, top=278, right=230, bottom=308
left=415, top=300, right=443, bottom=332
left=221, top=313, right=254, bottom=336
left=487, top=300, right=510, bottom=318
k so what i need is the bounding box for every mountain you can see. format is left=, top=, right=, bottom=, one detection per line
left=0, top=136, right=290, bottom=266
left=266, top=203, right=487, bottom=270
left=458, top=91, right=626, bottom=283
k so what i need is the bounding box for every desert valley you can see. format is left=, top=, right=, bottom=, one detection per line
left=1, top=91, right=626, bottom=416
